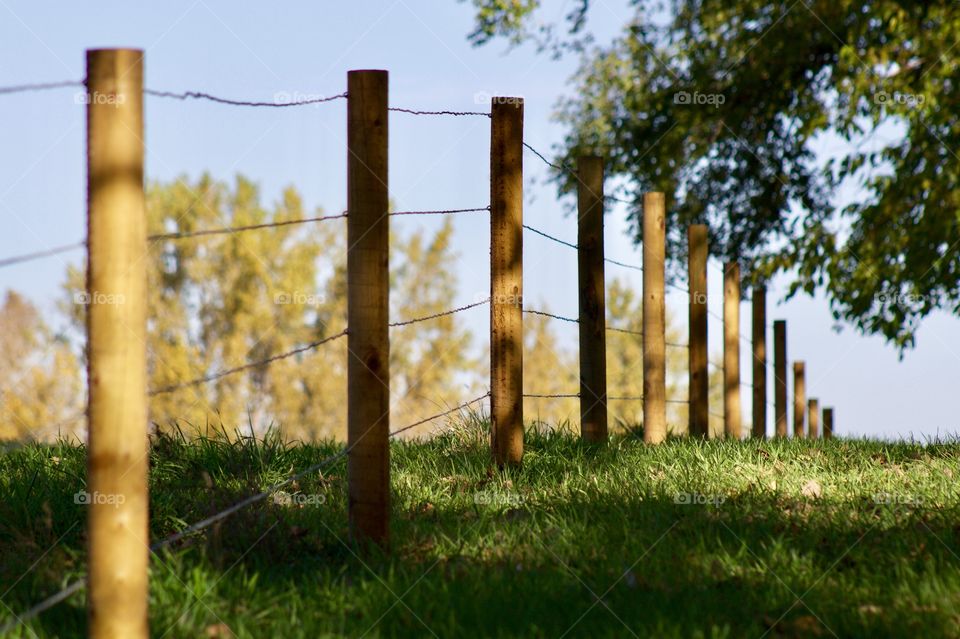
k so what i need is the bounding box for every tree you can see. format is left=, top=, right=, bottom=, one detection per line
left=465, top=0, right=960, bottom=350
left=0, top=291, right=82, bottom=440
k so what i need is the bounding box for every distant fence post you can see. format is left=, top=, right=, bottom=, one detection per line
left=490, top=97, right=524, bottom=466
left=808, top=399, right=820, bottom=438
left=347, top=69, right=390, bottom=546
left=86, top=48, right=149, bottom=639
left=723, top=262, right=741, bottom=438
left=577, top=156, right=607, bottom=442
left=688, top=225, right=709, bottom=438
left=643, top=192, right=667, bottom=444
left=823, top=407, right=834, bottom=439
left=793, top=361, right=806, bottom=438
left=773, top=320, right=788, bottom=438
left=752, top=286, right=767, bottom=438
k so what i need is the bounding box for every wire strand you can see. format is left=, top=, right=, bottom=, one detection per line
left=389, top=206, right=489, bottom=216
left=388, top=107, right=489, bottom=117
left=0, top=80, right=83, bottom=95
left=0, top=242, right=85, bottom=269
left=144, top=89, right=347, bottom=107
left=390, top=299, right=488, bottom=328
left=522, top=309, right=578, bottom=324
left=148, top=212, right=347, bottom=241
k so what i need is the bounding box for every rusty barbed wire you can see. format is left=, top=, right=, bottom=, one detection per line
left=390, top=299, right=488, bottom=328
left=388, top=107, right=489, bottom=117
left=149, top=212, right=348, bottom=241
left=389, top=206, right=489, bottom=216
left=149, top=328, right=348, bottom=396
left=0, top=241, right=85, bottom=269
left=0, top=80, right=83, bottom=95
left=144, top=88, right=348, bottom=107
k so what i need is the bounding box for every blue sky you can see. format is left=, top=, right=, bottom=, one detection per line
left=0, top=0, right=955, bottom=440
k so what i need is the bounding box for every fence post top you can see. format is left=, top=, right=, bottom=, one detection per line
left=347, top=69, right=388, bottom=75
left=86, top=47, right=144, bottom=55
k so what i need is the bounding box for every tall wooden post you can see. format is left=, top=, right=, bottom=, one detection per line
left=723, top=262, right=741, bottom=438
left=773, top=320, right=787, bottom=438
left=793, top=361, right=806, bottom=438
left=823, top=407, right=834, bottom=439
left=347, top=70, right=390, bottom=545
left=577, top=156, right=607, bottom=442
left=490, top=97, right=524, bottom=465
left=86, top=48, right=149, bottom=639
left=688, top=225, right=708, bottom=438
left=752, top=286, right=767, bottom=438
left=808, top=399, right=820, bottom=438
left=643, top=192, right=667, bottom=444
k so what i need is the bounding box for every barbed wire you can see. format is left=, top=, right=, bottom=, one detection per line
left=0, top=80, right=83, bottom=95
left=149, top=329, right=348, bottom=396
left=523, top=224, right=577, bottom=250
left=0, top=241, right=85, bottom=269
left=523, top=392, right=579, bottom=398
left=389, top=206, right=489, bottom=216
left=607, top=395, right=643, bottom=401
left=388, top=107, right=489, bottom=117
left=521, top=142, right=633, bottom=205
left=390, top=299, right=488, bottom=328
left=522, top=308, right=578, bottom=324
left=144, top=88, right=347, bottom=107
left=149, top=212, right=347, bottom=241
left=1, top=392, right=491, bottom=633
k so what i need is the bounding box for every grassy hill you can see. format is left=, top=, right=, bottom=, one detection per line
left=1, top=418, right=959, bottom=638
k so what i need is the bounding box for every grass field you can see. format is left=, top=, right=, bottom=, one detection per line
left=1, top=418, right=959, bottom=638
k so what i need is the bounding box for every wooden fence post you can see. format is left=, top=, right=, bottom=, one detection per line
left=752, top=286, right=767, bottom=438
left=86, top=48, right=149, bottom=639
left=723, top=262, right=741, bottom=438
left=808, top=399, right=820, bottom=438
left=577, top=156, right=607, bottom=442
left=490, top=97, right=524, bottom=465
left=688, top=225, right=708, bottom=438
left=643, top=192, right=667, bottom=443
left=773, top=320, right=788, bottom=438
left=823, top=407, right=834, bottom=439
left=347, top=69, right=390, bottom=545
left=793, top=361, right=806, bottom=438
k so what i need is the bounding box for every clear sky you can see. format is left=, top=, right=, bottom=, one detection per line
left=0, top=0, right=955, bottom=440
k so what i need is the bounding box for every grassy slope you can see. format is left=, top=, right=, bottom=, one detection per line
left=1, top=420, right=959, bottom=638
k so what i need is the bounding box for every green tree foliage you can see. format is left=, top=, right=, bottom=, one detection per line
left=466, top=0, right=960, bottom=350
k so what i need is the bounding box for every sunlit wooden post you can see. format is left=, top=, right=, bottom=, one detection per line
left=793, top=361, right=806, bottom=438
left=723, top=262, right=741, bottom=438
left=643, top=192, right=666, bottom=444
left=823, top=407, right=834, bottom=439
left=490, top=97, right=524, bottom=465
left=773, top=320, right=788, bottom=438
left=688, top=225, right=708, bottom=438
left=347, top=69, right=390, bottom=545
left=577, top=156, right=607, bottom=442
left=86, top=48, right=149, bottom=639
left=808, top=399, right=820, bottom=438
left=752, top=286, right=766, bottom=438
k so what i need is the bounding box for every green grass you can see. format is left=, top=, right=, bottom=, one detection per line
left=1, top=418, right=960, bottom=638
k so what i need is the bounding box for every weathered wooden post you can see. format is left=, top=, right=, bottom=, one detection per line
left=793, top=361, right=806, bottom=438
left=752, top=286, right=767, bottom=438
left=723, top=262, right=741, bottom=438
left=347, top=69, right=390, bottom=545
left=86, top=48, right=149, bottom=638
left=490, top=97, right=524, bottom=465
left=808, top=399, right=820, bottom=438
left=577, top=156, right=607, bottom=442
left=823, top=407, right=834, bottom=439
left=643, top=192, right=667, bottom=443
left=688, top=225, right=709, bottom=438
left=773, top=320, right=788, bottom=438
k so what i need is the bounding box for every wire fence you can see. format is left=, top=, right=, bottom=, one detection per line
left=0, top=69, right=824, bottom=633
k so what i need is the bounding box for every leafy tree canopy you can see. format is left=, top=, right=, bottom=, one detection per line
left=464, top=0, right=960, bottom=349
